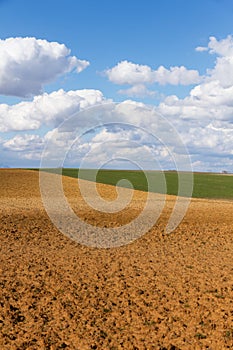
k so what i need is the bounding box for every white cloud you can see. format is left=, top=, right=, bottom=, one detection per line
left=0, top=89, right=106, bottom=132
left=118, top=84, right=158, bottom=98
left=1, top=34, right=233, bottom=172
left=158, top=80, right=233, bottom=123
left=154, top=65, right=201, bottom=85
left=196, top=35, right=233, bottom=88
left=3, top=134, right=43, bottom=152
left=0, top=37, right=90, bottom=97
left=207, top=35, right=233, bottom=56
left=195, top=35, right=233, bottom=56
left=105, top=60, right=201, bottom=86
left=64, top=126, right=173, bottom=169
left=208, top=55, right=233, bottom=88
left=2, top=95, right=233, bottom=171
left=37, top=101, right=195, bottom=171
left=195, top=46, right=208, bottom=52
left=105, top=61, right=154, bottom=85
left=157, top=36, right=233, bottom=124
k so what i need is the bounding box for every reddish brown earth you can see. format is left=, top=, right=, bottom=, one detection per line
left=0, top=169, right=233, bottom=350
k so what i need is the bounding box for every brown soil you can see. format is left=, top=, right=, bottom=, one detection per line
left=0, top=169, right=233, bottom=350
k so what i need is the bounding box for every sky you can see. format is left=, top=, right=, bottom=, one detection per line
left=0, top=0, right=233, bottom=171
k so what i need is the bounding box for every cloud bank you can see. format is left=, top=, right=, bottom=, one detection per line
left=1, top=35, right=233, bottom=172
left=0, top=89, right=105, bottom=132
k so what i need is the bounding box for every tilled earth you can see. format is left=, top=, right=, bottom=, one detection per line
left=0, top=169, right=233, bottom=350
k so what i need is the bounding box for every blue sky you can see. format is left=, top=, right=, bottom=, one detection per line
left=0, top=0, right=233, bottom=171
left=1, top=0, right=232, bottom=101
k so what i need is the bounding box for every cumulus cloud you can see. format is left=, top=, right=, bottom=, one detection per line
left=206, top=35, right=233, bottom=56
left=105, top=61, right=154, bottom=85
left=156, top=35, right=233, bottom=127
left=1, top=34, right=233, bottom=172
left=0, top=37, right=90, bottom=97
left=105, top=60, right=201, bottom=86
left=195, top=46, right=208, bottom=52
left=35, top=101, right=195, bottom=171
left=158, top=81, right=233, bottom=122
left=3, top=134, right=44, bottom=152
left=104, top=60, right=201, bottom=98
left=154, top=36, right=233, bottom=171
left=154, top=66, right=201, bottom=85
left=2, top=134, right=44, bottom=161
left=0, top=89, right=106, bottom=132
left=118, top=84, right=158, bottom=98
left=42, top=121, right=175, bottom=169
left=196, top=35, right=233, bottom=88
left=2, top=95, right=233, bottom=171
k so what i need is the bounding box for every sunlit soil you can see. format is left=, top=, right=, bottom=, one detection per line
left=0, top=169, right=233, bottom=349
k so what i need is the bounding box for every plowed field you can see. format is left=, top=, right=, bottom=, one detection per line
left=0, top=169, right=233, bottom=349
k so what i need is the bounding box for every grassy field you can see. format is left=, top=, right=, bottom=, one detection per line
left=37, top=168, right=233, bottom=200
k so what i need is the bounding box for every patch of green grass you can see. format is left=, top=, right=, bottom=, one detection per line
left=33, top=168, right=233, bottom=200
left=103, top=308, right=111, bottom=313
left=195, top=333, right=207, bottom=339
left=192, top=172, right=233, bottom=199
left=143, top=320, right=156, bottom=326
left=186, top=265, right=194, bottom=269
left=225, top=329, right=233, bottom=338
left=215, top=294, right=225, bottom=299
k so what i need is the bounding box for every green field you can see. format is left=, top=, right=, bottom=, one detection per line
left=37, top=168, right=233, bottom=200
